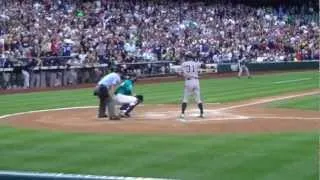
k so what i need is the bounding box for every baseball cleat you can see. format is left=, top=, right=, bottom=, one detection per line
left=124, top=112, right=131, bottom=117
left=120, top=113, right=130, bottom=118
left=98, top=114, right=108, bottom=118
left=199, top=114, right=205, bottom=118
left=179, top=113, right=185, bottom=119
left=178, top=114, right=187, bottom=122
left=109, top=116, right=121, bottom=120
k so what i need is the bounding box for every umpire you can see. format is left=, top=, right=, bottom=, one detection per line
left=93, top=67, right=123, bottom=120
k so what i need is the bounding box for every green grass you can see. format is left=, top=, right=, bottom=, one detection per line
left=0, top=71, right=319, bottom=180
left=0, top=71, right=318, bottom=115
left=0, top=127, right=317, bottom=180
left=269, top=94, right=320, bottom=111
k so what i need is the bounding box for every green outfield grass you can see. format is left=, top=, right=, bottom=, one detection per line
left=0, top=71, right=319, bottom=180
left=269, top=94, right=320, bottom=111
left=0, top=71, right=318, bottom=115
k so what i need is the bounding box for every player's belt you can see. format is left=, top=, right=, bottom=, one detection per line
left=186, top=77, right=198, bottom=80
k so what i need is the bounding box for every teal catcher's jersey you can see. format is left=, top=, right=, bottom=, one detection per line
left=115, top=80, right=133, bottom=95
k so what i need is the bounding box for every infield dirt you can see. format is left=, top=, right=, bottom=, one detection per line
left=1, top=90, right=319, bottom=134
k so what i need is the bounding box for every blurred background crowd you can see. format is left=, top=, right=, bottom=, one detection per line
left=0, top=0, right=319, bottom=89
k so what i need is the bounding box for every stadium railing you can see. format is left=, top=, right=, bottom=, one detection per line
left=0, top=56, right=176, bottom=89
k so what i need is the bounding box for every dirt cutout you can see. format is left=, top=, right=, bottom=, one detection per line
left=1, top=89, right=319, bottom=134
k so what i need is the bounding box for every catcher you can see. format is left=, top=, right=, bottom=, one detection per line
left=114, top=74, right=143, bottom=118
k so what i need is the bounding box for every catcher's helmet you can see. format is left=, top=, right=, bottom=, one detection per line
left=111, top=64, right=126, bottom=74
left=127, top=73, right=137, bottom=83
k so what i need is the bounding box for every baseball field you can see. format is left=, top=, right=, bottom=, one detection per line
left=0, top=71, right=319, bottom=180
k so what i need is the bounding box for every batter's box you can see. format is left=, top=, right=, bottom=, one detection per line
left=136, top=109, right=249, bottom=122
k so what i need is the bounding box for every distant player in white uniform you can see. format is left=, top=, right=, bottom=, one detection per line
left=178, top=52, right=205, bottom=120
left=238, top=53, right=251, bottom=78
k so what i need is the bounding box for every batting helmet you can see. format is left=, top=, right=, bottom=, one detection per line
left=184, top=51, right=195, bottom=61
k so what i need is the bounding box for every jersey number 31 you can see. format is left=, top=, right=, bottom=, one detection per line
left=186, top=65, right=195, bottom=73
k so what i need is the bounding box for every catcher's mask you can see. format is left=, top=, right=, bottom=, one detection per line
left=128, top=73, right=137, bottom=83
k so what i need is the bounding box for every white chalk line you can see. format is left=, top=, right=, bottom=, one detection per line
left=0, top=91, right=318, bottom=123
left=177, top=116, right=250, bottom=122
left=142, top=109, right=250, bottom=122
left=253, top=116, right=320, bottom=120
left=0, top=92, right=317, bottom=179
left=206, top=102, right=221, bottom=105
left=176, top=91, right=320, bottom=123
left=0, top=106, right=97, bottom=119
left=216, top=91, right=319, bottom=111
left=0, top=170, right=177, bottom=180
left=272, top=78, right=312, bottom=84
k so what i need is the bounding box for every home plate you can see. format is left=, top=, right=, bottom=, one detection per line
left=145, top=113, right=168, bottom=118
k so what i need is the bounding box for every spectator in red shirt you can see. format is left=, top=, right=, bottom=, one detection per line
left=296, top=50, right=303, bottom=61
left=51, top=39, right=60, bottom=56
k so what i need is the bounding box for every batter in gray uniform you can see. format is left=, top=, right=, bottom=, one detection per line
left=178, top=52, right=205, bottom=121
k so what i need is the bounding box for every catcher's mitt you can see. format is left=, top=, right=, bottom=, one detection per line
left=135, top=95, right=144, bottom=102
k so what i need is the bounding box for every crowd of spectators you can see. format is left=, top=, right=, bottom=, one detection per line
left=0, top=0, right=319, bottom=65
left=0, top=0, right=319, bottom=89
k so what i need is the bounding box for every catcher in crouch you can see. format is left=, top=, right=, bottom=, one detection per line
left=114, top=74, right=143, bottom=118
